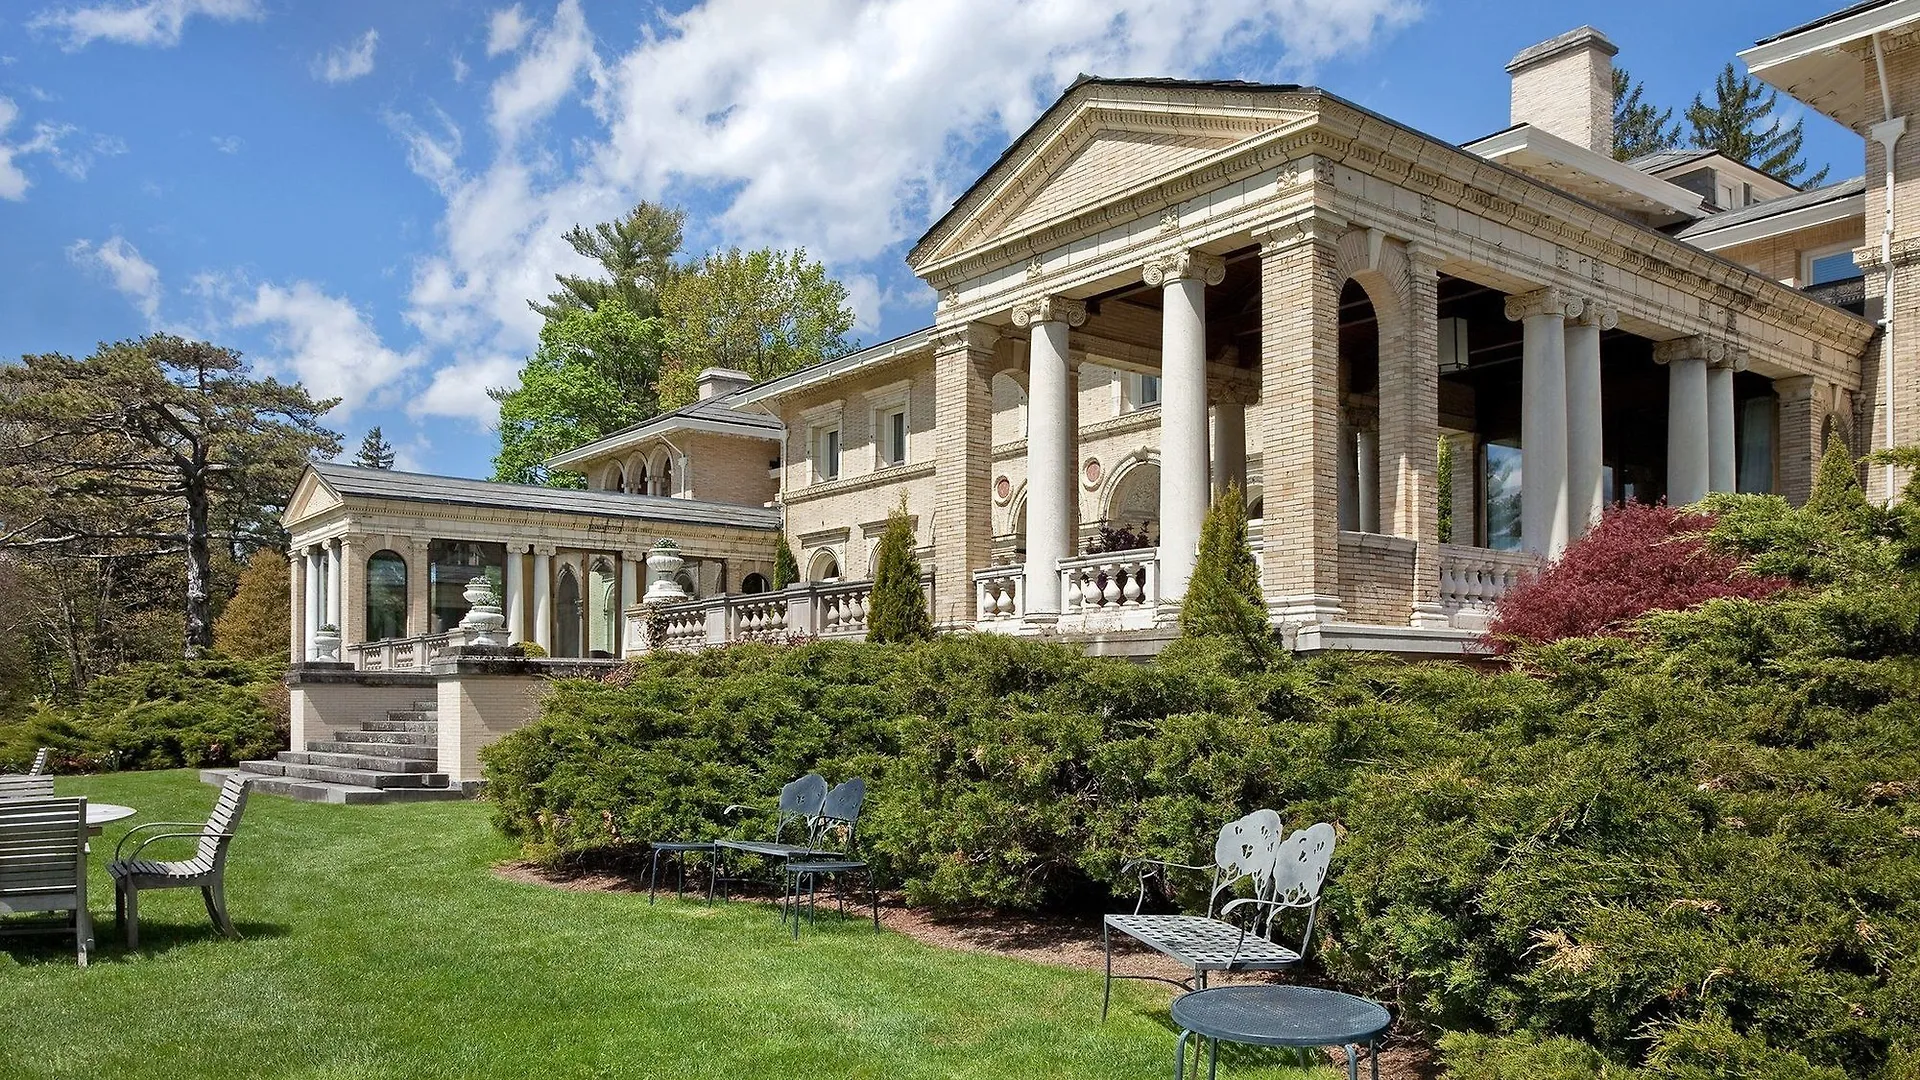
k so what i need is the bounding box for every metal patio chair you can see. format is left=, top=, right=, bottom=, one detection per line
left=1101, top=811, right=1337, bottom=1019
left=108, top=773, right=252, bottom=948
left=0, top=796, right=93, bottom=965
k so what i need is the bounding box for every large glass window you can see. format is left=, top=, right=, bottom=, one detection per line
left=428, top=540, right=506, bottom=634
left=1806, top=248, right=1860, bottom=285
left=1737, top=395, right=1776, bottom=494
left=365, top=550, right=408, bottom=641
left=1484, top=442, right=1523, bottom=551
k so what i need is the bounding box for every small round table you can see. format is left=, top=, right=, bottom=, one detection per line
left=86, top=804, right=135, bottom=836
left=1169, top=985, right=1390, bottom=1080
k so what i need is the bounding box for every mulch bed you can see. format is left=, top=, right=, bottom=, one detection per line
left=496, top=860, right=1438, bottom=1079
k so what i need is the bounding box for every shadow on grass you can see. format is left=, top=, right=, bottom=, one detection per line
left=1, top=918, right=290, bottom=965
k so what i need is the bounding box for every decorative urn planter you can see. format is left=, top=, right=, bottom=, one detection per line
left=643, top=538, right=689, bottom=603
left=312, top=625, right=341, bottom=662
left=458, top=574, right=508, bottom=646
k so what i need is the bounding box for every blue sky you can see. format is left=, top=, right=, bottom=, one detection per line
left=0, top=0, right=1865, bottom=478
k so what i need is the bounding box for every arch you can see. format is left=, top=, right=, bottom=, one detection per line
left=600, top=462, right=626, bottom=492
left=807, top=549, right=841, bottom=583
left=1333, top=229, right=1413, bottom=323
left=1245, top=482, right=1265, bottom=523
left=364, top=549, right=408, bottom=640
left=588, top=557, right=618, bottom=657
left=647, top=448, right=674, bottom=496
left=741, top=572, right=770, bottom=594
left=1101, top=452, right=1161, bottom=538
left=554, top=565, right=582, bottom=658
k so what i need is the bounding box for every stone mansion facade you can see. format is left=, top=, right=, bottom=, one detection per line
left=285, top=7, right=1919, bottom=667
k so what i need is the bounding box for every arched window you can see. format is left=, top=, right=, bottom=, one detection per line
left=807, top=550, right=840, bottom=583
left=741, top=572, right=770, bottom=594
left=365, top=550, right=408, bottom=641
left=554, top=565, right=582, bottom=658
left=602, top=463, right=625, bottom=492
left=588, top=557, right=618, bottom=657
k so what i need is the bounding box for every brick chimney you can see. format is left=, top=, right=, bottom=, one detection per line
left=1507, top=26, right=1618, bottom=156
left=695, top=367, right=753, bottom=401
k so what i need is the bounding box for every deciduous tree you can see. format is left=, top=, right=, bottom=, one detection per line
left=656, top=247, right=855, bottom=409
left=491, top=299, right=662, bottom=486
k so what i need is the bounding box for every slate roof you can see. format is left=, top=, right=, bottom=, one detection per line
left=1625, top=149, right=1715, bottom=173
left=1755, top=0, right=1897, bottom=45
left=309, top=462, right=781, bottom=530
left=1674, top=175, right=1867, bottom=240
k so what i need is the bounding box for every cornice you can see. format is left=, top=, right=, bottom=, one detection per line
left=780, top=461, right=936, bottom=506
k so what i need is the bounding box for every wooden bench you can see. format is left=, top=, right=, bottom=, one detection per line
left=0, top=796, right=93, bottom=965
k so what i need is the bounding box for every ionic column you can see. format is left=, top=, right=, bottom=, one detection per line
left=324, top=539, right=343, bottom=633
left=1707, top=348, right=1746, bottom=494
left=930, top=323, right=1001, bottom=626
left=287, top=550, right=306, bottom=663
left=532, top=545, right=554, bottom=652
left=1146, top=248, right=1226, bottom=602
left=504, top=546, right=527, bottom=644
left=304, top=547, right=323, bottom=658
left=1011, top=295, right=1086, bottom=622
left=619, top=551, right=641, bottom=653
left=1505, top=288, right=1580, bottom=557
left=1210, top=377, right=1255, bottom=497
left=1655, top=337, right=1715, bottom=506
left=1355, top=423, right=1380, bottom=533
left=1565, top=303, right=1616, bottom=537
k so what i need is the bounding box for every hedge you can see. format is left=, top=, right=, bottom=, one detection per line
left=0, top=656, right=288, bottom=773
left=483, top=490, right=1920, bottom=1079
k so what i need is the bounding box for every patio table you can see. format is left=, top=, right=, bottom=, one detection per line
left=1169, top=985, right=1389, bottom=1080
left=85, top=804, right=135, bottom=837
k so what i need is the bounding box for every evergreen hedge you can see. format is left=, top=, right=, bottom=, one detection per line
left=484, top=486, right=1920, bottom=1079
left=0, top=656, right=288, bottom=772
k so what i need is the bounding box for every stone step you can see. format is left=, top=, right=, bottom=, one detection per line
left=260, top=761, right=451, bottom=790
left=279, top=750, right=438, bottom=773
left=202, top=768, right=467, bottom=805
left=330, top=728, right=436, bottom=747
left=362, top=719, right=438, bottom=734
left=385, top=709, right=437, bottom=723
left=304, top=739, right=440, bottom=760
left=238, top=759, right=286, bottom=777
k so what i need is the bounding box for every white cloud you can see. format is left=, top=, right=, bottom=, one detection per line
left=412, top=353, right=521, bottom=426
left=0, top=100, right=29, bottom=200
left=0, top=98, right=122, bottom=196
left=30, top=0, right=262, bottom=51
left=451, top=54, right=471, bottom=84
left=314, top=28, right=378, bottom=85
left=68, top=235, right=162, bottom=322
left=488, top=0, right=602, bottom=146
left=210, top=134, right=242, bottom=154
left=231, top=281, right=425, bottom=416
left=385, top=105, right=464, bottom=195
left=486, top=5, right=532, bottom=57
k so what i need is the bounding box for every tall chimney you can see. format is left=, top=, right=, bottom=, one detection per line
left=695, top=367, right=753, bottom=401
left=1507, top=26, right=1619, bottom=156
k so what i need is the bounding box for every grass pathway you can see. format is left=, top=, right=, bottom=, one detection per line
left=3, top=770, right=1332, bottom=1079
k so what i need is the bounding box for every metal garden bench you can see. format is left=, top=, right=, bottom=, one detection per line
left=1102, top=811, right=1337, bottom=1019
left=108, top=773, right=252, bottom=948
left=0, top=796, right=93, bottom=965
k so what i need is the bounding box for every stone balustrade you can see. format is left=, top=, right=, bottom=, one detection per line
left=1058, top=549, right=1160, bottom=631
left=1436, top=543, right=1542, bottom=629
left=972, top=564, right=1025, bottom=624
left=815, top=581, right=873, bottom=639
left=627, top=577, right=945, bottom=652
left=348, top=632, right=455, bottom=672
left=730, top=594, right=790, bottom=642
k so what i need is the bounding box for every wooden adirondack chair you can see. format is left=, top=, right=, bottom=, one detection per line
left=0, top=796, right=93, bottom=965
left=109, top=774, right=252, bottom=948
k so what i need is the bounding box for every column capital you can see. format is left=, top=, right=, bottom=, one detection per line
left=531, top=543, right=557, bottom=557
left=1504, top=287, right=1582, bottom=322
left=1571, top=303, right=1619, bottom=330
left=1209, top=373, right=1261, bottom=407
left=1251, top=207, right=1348, bottom=250
left=1652, top=335, right=1731, bottom=367
left=930, top=321, right=1000, bottom=355
left=1710, top=345, right=1749, bottom=373
left=1142, top=249, right=1226, bottom=288
left=1009, top=295, right=1087, bottom=329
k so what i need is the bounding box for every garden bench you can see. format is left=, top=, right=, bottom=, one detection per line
left=0, top=796, right=93, bottom=965
left=713, top=775, right=867, bottom=903
left=109, top=773, right=252, bottom=948
left=1102, top=812, right=1337, bottom=1019
left=0, top=774, right=56, bottom=800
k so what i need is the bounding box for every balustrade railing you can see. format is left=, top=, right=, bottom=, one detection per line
left=972, top=564, right=1025, bottom=623
left=1059, top=549, right=1159, bottom=624
left=347, top=632, right=454, bottom=672
left=1437, top=543, right=1540, bottom=628
left=730, top=594, right=790, bottom=642
left=815, top=581, right=871, bottom=638
left=629, top=578, right=908, bottom=652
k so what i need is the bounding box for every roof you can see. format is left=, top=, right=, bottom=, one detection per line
left=1674, top=175, right=1867, bottom=245
left=544, top=386, right=782, bottom=470
left=1740, top=0, right=1920, bottom=130
left=1462, top=124, right=1707, bottom=222
left=306, top=462, right=781, bottom=530
left=1626, top=149, right=1714, bottom=173
left=731, top=327, right=934, bottom=406
left=1755, top=0, right=1898, bottom=46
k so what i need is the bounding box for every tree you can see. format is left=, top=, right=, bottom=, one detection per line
left=865, top=500, right=931, bottom=643
left=656, top=247, right=856, bottom=409
left=1177, top=483, right=1272, bottom=657
left=0, top=335, right=339, bottom=658
left=353, top=426, right=396, bottom=470
left=491, top=299, right=663, bottom=486
left=1687, top=63, right=1829, bottom=186
left=1613, top=66, right=1681, bottom=161
left=772, top=530, right=800, bottom=590
left=1805, top=429, right=1872, bottom=527
left=1436, top=436, right=1455, bottom=544
left=212, top=548, right=290, bottom=661
left=533, top=202, right=684, bottom=319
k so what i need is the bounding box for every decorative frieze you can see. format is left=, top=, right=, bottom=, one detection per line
left=1009, top=296, right=1088, bottom=329
left=1141, top=250, right=1226, bottom=287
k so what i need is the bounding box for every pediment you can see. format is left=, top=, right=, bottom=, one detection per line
left=283, top=468, right=341, bottom=527
left=914, top=88, right=1314, bottom=272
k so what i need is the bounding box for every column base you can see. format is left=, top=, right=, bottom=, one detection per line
left=1409, top=602, right=1451, bottom=630
left=1268, top=594, right=1346, bottom=625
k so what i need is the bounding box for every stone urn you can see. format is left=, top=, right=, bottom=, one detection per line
left=643, top=538, right=689, bottom=603
left=458, top=574, right=508, bottom=646
left=312, top=624, right=341, bottom=662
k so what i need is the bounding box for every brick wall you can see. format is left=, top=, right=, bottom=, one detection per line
left=1259, top=218, right=1343, bottom=616
left=1338, top=531, right=1415, bottom=626
left=1716, top=217, right=1864, bottom=285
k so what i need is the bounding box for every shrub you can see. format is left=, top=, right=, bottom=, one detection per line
left=772, top=529, right=800, bottom=589
left=1486, top=502, right=1787, bottom=652
left=1178, top=482, right=1272, bottom=661
left=0, top=656, right=287, bottom=772
left=866, top=501, right=930, bottom=643
left=213, top=548, right=290, bottom=661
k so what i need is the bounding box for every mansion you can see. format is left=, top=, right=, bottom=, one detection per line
left=285, top=7, right=1918, bottom=667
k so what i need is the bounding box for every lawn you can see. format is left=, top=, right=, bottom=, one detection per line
left=3, top=770, right=1335, bottom=1080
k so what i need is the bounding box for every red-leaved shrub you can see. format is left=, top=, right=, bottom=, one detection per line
left=1485, top=502, right=1788, bottom=652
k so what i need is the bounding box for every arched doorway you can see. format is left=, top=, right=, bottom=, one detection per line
left=1102, top=460, right=1160, bottom=550
left=1338, top=278, right=1382, bottom=533
left=364, top=550, right=407, bottom=640
left=588, top=557, right=618, bottom=658
left=554, top=565, right=582, bottom=658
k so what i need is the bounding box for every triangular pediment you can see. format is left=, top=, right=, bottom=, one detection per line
left=913, top=83, right=1315, bottom=272
left=283, top=467, right=342, bottom=527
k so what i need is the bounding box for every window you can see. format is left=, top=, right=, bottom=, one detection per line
left=1126, top=373, right=1162, bottom=411
left=1483, top=442, right=1523, bottom=552
left=1804, top=245, right=1860, bottom=286
left=1737, top=395, right=1777, bottom=494
left=878, top=406, right=908, bottom=467
left=813, top=424, right=842, bottom=482
left=741, top=572, right=770, bottom=594
left=364, top=550, right=408, bottom=641
left=427, top=540, right=506, bottom=634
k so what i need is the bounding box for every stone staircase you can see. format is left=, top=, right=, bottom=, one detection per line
left=203, top=699, right=466, bottom=805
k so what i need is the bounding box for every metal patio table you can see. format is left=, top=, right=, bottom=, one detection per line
left=1168, top=985, right=1389, bottom=1080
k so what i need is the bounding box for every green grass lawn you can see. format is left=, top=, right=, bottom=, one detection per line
left=3, top=770, right=1337, bottom=1079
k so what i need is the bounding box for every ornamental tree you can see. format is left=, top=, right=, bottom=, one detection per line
left=1177, top=483, right=1273, bottom=659
left=866, top=501, right=931, bottom=643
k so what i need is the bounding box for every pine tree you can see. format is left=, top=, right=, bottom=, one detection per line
left=1805, top=427, right=1872, bottom=527
left=354, top=426, right=396, bottom=470
left=772, top=530, right=800, bottom=590
left=865, top=501, right=931, bottom=643
left=1613, top=66, right=1681, bottom=161
left=1177, top=483, right=1273, bottom=658
left=212, top=548, right=291, bottom=661
left=1686, top=63, right=1829, bottom=186
left=1437, top=436, right=1455, bottom=544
